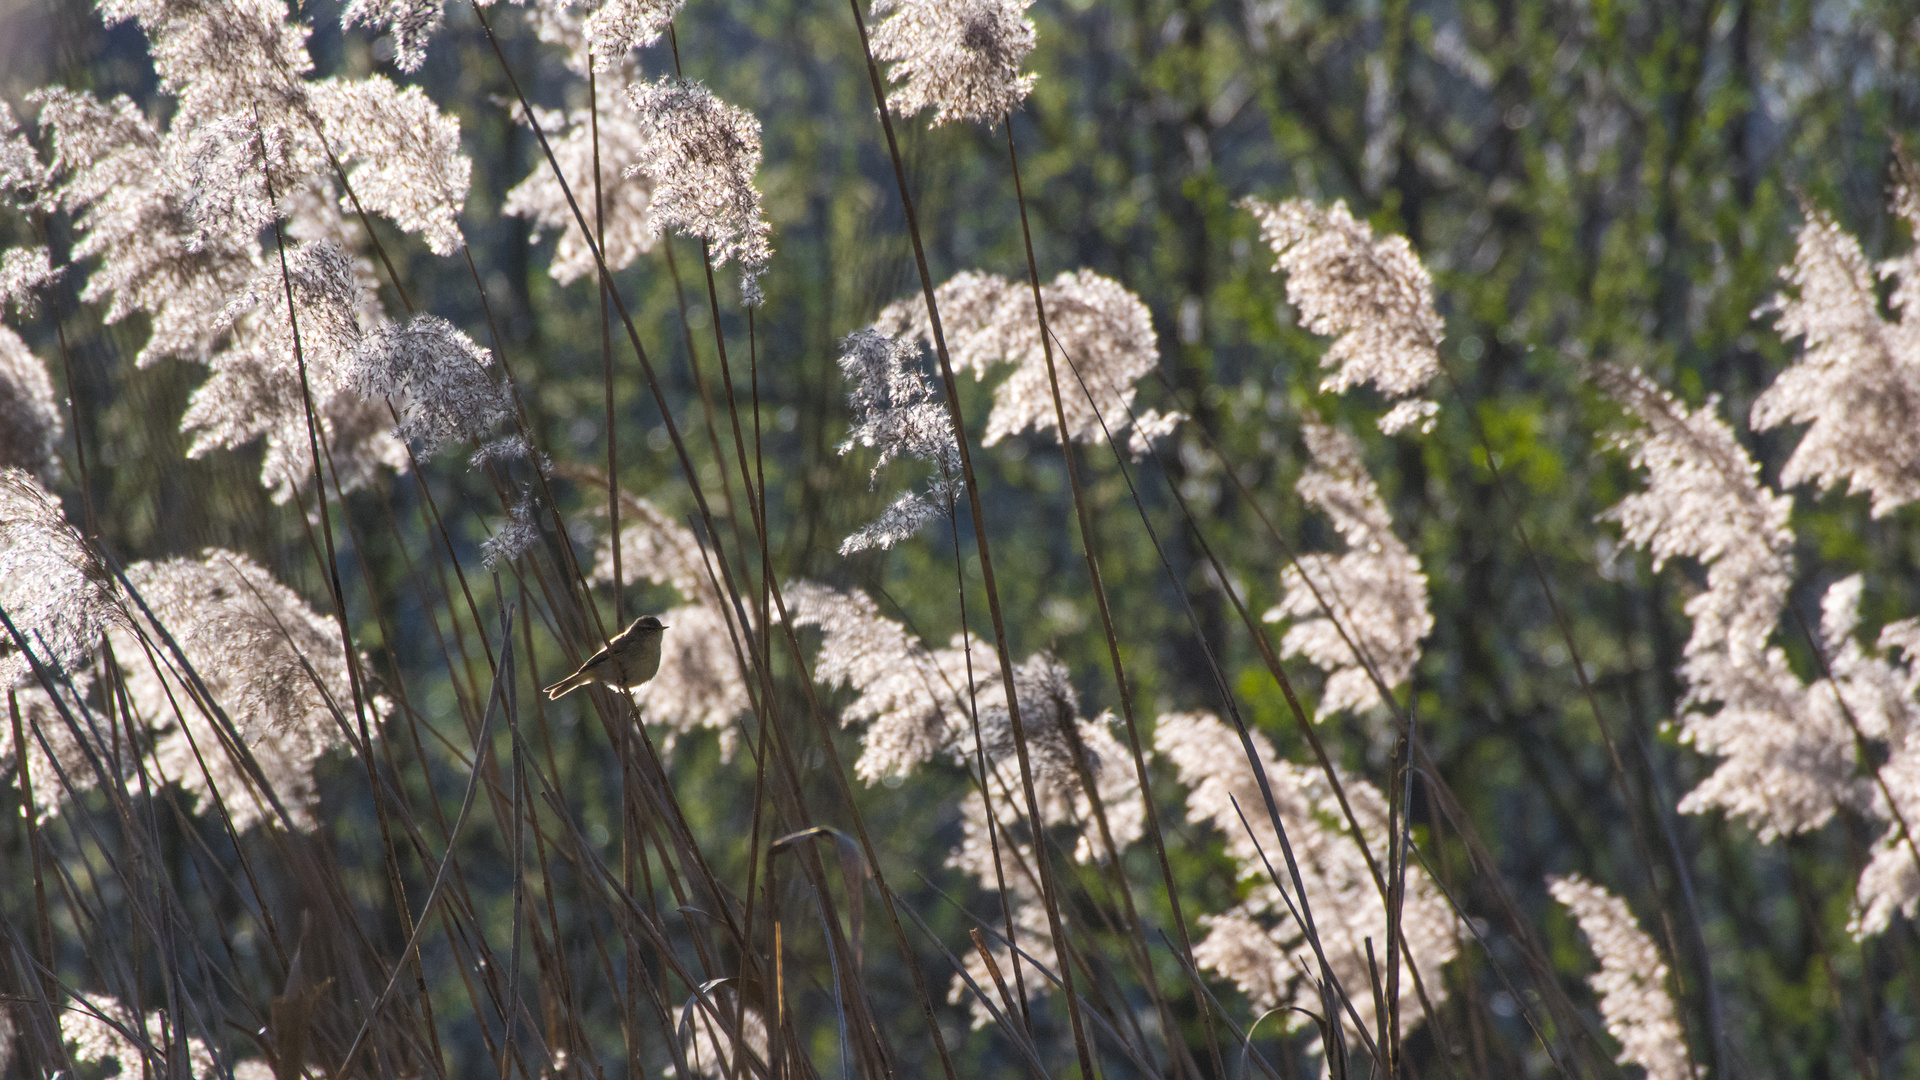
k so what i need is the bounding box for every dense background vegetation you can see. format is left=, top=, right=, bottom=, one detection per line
left=5, top=0, right=1920, bottom=1077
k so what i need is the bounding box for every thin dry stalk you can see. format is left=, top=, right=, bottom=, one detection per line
left=842, top=4, right=1098, bottom=1076
left=1003, top=118, right=1221, bottom=1080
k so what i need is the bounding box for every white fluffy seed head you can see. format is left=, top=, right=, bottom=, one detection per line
left=1244, top=197, right=1442, bottom=433
left=1156, top=710, right=1458, bottom=1053
left=111, top=549, right=382, bottom=832
left=0, top=326, right=65, bottom=485
left=0, top=675, right=123, bottom=822
left=1598, top=364, right=1859, bottom=840
left=0, top=469, right=117, bottom=686
left=1262, top=420, right=1429, bottom=725
left=834, top=327, right=962, bottom=554
left=503, top=82, right=657, bottom=285
left=870, top=0, right=1037, bottom=126
left=872, top=268, right=1181, bottom=451
left=624, top=78, right=771, bottom=297
left=349, top=313, right=511, bottom=456
left=0, top=246, right=63, bottom=318
left=180, top=240, right=407, bottom=503
left=0, top=101, right=51, bottom=209
left=582, top=0, right=685, bottom=70
left=1549, top=875, right=1693, bottom=1080
left=1753, top=200, right=1920, bottom=517
left=341, top=0, right=442, bottom=73
left=60, top=996, right=217, bottom=1080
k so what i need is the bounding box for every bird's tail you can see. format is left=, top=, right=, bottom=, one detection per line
left=543, top=669, right=594, bottom=700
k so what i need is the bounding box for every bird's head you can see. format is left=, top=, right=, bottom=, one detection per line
left=627, top=614, right=669, bottom=636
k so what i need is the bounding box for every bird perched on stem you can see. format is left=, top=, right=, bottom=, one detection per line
left=543, top=615, right=670, bottom=699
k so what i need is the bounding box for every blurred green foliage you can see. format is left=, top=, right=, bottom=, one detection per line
left=8, top=0, right=1920, bottom=1076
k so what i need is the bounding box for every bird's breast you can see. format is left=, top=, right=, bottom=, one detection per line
left=619, top=634, right=663, bottom=686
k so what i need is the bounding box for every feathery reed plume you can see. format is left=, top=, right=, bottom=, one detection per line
left=1598, top=364, right=1857, bottom=838
left=967, top=652, right=1079, bottom=788
left=1156, top=710, right=1457, bottom=1052
left=1751, top=195, right=1920, bottom=517
left=961, top=659, right=1145, bottom=1018
left=183, top=232, right=504, bottom=498
left=31, top=8, right=470, bottom=494
left=0, top=468, right=117, bottom=684
left=868, top=0, right=1037, bottom=126
left=0, top=112, right=56, bottom=322
left=341, top=0, right=442, bottom=72
left=1263, top=420, right=1429, bottom=723
left=36, top=87, right=260, bottom=367
left=0, top=326, right=64, bottom=484
left=944, top=707, right=1141, bottom=1026
left=0, top=247, right=61, bottom=317
left=180, top=240, right=406, bottom=501
left=0, top=101, right=49, bottom=207
left=1756, top=180, right=1920, bottom=934
left=580, top=0, right=686, bottom=71
left=60, top=996, right=215, bottom=1080
left=872, top=268, right=1183, bottom=451
left=590, top=489, right=713, bottom=602
left=504, top=77, right=656, bottom=285
left=1548, top=874, right=1694, bottom=1080
left=98, top=0, right=312, bottom=135
left=32, top=0, right=470, bottom=499
left=1821, top=577, right=1920, bottom=936
left=90, top=0, right=466, bottom=251
left=303, top=77, right=471, bottom=256
left=482, top=495, right=540, bottom=569
left=789, top=578, right=1141, bottom=812
left=786, top=578, right=1141, bottom=1022
left=582, top=483, right=751, bottom=751
left=1608, top=365, right=1920, bottom=935
left=982, top=269, right=1170, bottom=449
left=833, top=327, right=962, bottom=554
left=472, top=433, right=535, bottom=471
left=623, top=77, right=771, bottom=298
left=349, top=314, right=512, bottom=455
left=967, top=657, right=1144, bottom=856
left=873, top=269, right=1006, bottom=373
left=673, top=990, right=768, bottom=1080
left=785, top=578, right=987, bottom=781
left=109, top=550, right=381, bottom=831
left=1243, top=198, right=1443, bottom=434
left=838, top=491, right=948, bottom=557
left=2, top=677, right=122, bottom=821
left=1043, top=704, right=1144, bottom=858
left=946, top=784, right=1057, bottom=1027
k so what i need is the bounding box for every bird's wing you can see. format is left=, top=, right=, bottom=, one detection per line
left=576, top=641, right=615, bottom=670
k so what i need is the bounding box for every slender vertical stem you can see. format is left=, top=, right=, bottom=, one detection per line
left=33, top=215, right=99, bottom=536
left=946, top=499, right=1033, bottom=1032
left=748, top=310, right=772, bottom=688
left=1003, top=119, right=1219, bottom=1080
left=1042, top=333, right=1381, bottom=1066
left=591, top=64, right=623, bottom=625
left=8, top=690, right=57, bottom=1003
left=844, top=5, right=1099, bottom=1075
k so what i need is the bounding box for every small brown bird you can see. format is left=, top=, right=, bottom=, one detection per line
left=542, top=615, right=670, bottom=699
